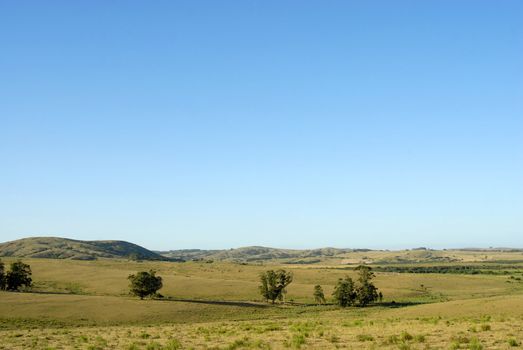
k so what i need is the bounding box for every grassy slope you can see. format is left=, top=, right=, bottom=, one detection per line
left=0, top=237, right=166, bottom=260
left=1, top=292, right=523, bottom=349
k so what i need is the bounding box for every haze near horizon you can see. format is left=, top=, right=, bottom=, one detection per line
left=1, top=1, right=522, bottom=250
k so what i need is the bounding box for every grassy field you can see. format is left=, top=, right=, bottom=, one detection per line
left=1, top=254, right=523, bottom=349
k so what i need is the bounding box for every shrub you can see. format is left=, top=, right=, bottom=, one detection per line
left=328, top=334, right=340, bottom=343
left=290, top=333, right=306, bottom=348
left=415, top=334, right=426, bottom=343
left=480, top=324, right=491, bottom=331
left=145, top=341, right=162, bottom=350
left=384, top=335, right=399, bottom=345
left=400, top=331, right=413, bottom=342
left=508, top=338, right=520, bottom=347
left=357, top=334, right=374, bottom=342
left=469, top=337, right=483, bottom=350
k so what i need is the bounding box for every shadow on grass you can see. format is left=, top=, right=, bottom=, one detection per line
left=285, top=301, right=429, bottom=308
left=160, top=297, right=271, bottom=308
left=11, top=291, right=428, bottom=310
left=380, top=301, right=428, bottom=308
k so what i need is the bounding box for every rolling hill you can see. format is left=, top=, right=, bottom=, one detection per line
left=0, top=237, right=168, bottom=261
left=158, top=246, right=354, bottom=262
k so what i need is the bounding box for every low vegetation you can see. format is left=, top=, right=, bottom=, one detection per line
left=1, top=241, right=523, bottom=349
left=375, top=264, right=523, bottom=275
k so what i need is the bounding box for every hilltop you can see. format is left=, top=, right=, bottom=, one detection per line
left=0, top=237, right=167, bottom=261
left=2, top=237, right=522, bottom=264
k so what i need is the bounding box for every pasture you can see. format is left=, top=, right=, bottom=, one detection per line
left=1, top=253, right=523, bottom=349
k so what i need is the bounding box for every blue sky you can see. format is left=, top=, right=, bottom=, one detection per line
left=1, top=1, right=522, bottom=250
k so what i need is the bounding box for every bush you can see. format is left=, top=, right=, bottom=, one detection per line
left=290, top=333, right=306, bottom=348
left=415, top=334, right=426, bottom=343
left=357, top=334, right=374, bottom=342
left=480, top=324, right=491, bottom=331
left=164, top=339, right=182, bottom=350
left=400, top=331, right=413, bottom=342
left=469, top=337, right=483, bottom=350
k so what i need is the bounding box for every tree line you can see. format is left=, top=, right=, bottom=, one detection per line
left=129, top=264, right=382, bottom=307
left=258, top=265, right=382, bottom=307
left=0, top=259, right=32, bottom=291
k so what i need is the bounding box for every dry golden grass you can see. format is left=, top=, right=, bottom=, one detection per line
left=1, top=257, right=523, bottom=349
left=2, top=257, right=521, bottom=303
left=1, top=299, right=523, bottom=349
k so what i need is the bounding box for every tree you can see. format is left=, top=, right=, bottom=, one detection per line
left=259, top=269, right=293, bottom=303
left=354, top=265, right=379, bottom=306
left=332, top=276, right=356, bottom=307
left=0, top=259, right=5, bottom=290
left=313, top=284, right=326, bottom=304
left=5, top=261, right=32, bottom=291
left=128, top=270, right=163, bottom=299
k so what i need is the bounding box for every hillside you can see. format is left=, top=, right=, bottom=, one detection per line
left=159, top=246, right=353, bottom=263
left=159, top=246, right=523, bottom=264
left=0, top=237, right=167, bottom=261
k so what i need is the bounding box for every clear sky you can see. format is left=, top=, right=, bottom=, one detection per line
left=1, top=1, right=522, bottom=250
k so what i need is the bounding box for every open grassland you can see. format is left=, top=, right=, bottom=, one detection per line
left=1, top=256, right=523, bottom=349
left=2, top=257, right=522, bottom=303
left=1, top=296, right=523, bottom=349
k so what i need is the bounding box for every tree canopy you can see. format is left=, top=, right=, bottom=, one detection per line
left=313, top=284, right=326, bottom=304
left=354, top=265, right=379, bottom=306
left=128, top=270, right=163, bottom=299
left=4, top=260, right=32, bottom=291
left=259, top=269, right=293, bottom=303
left=0, top=259, right=5, bottom=290
left=332, top=276, right=356, bottom=307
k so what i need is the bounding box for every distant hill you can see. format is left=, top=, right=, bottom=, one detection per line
left=159, top=246, right=354, bottom=263
left=0, top=237, right=168, bottom=261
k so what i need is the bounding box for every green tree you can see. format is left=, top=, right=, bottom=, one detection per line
left=259, top=269, right=293, bottom=303
left=128, top=270, right=163, bottom=299
left=0, top=259, right=5, bottom=290
left=5, top=261, right=32, bottom=291
left=313, top=284, right=326, bottom=304
left=332, top=276, right=356, bottom=307
left=354, top=265, right=380, bottom=306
